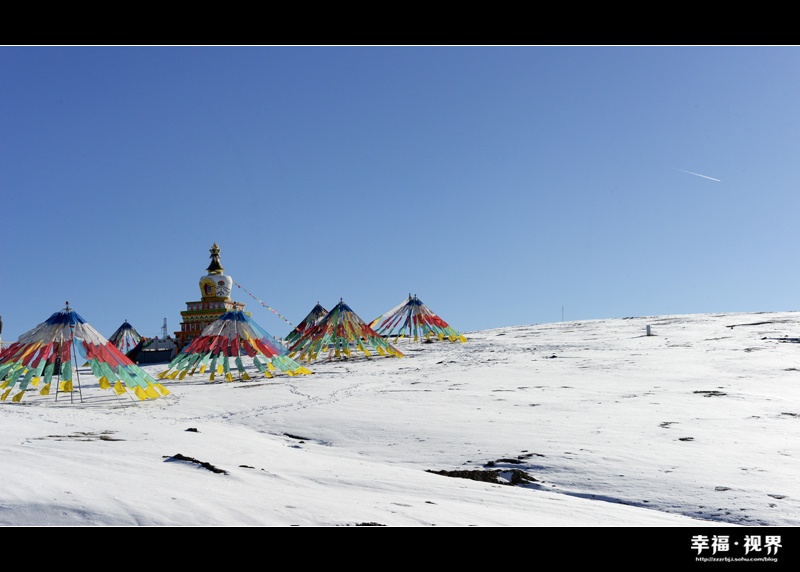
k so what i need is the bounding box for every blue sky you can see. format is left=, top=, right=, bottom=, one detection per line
left=2, top=46, right=800, bottom=342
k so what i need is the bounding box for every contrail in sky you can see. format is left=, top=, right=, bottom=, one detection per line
left=673, top=167, right=721, bottom=182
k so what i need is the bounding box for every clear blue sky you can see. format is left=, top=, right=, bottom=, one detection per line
left=2, top=46, right=800, bottom=342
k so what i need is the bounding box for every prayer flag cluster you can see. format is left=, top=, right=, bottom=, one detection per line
left=158, top=309, right=312, bottom=382
left=370, top=294, right=467, bottom=343
left=0, top=306, right=170, bottom=403
left=288, top=299, right=404, bottom=362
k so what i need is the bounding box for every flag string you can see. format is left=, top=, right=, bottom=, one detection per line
left=233, top=281, right=295, bottom=329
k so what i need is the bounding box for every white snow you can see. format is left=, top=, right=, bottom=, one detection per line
left=1, top=310, right=799, bottom=528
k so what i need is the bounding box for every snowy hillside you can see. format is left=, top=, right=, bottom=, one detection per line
left=0, top=310, right=799, bottom=529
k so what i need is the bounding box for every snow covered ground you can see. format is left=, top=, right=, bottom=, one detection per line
left=1, top=310, right=799, bottom=534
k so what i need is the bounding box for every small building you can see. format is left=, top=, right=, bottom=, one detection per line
left=174, top=243, right=247, bottom=345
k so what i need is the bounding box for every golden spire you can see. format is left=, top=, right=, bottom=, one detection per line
left=206, top=243, right=224, bottom=275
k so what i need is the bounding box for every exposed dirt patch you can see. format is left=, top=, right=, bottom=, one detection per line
left=34, top=431, right=123, bottom=441
left=164, top=453, right=228, bottom=474
left=427, top=468, right=539, bottom=486
left=727, top=321, right=776, bottom=329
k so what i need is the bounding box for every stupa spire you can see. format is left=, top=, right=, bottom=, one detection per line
left=206, top=242, right=224, bottom=275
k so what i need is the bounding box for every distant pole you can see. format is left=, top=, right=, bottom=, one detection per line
left=562, top=306, right=564, bottom=322
left=71, top=326, right=83, bottom=403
